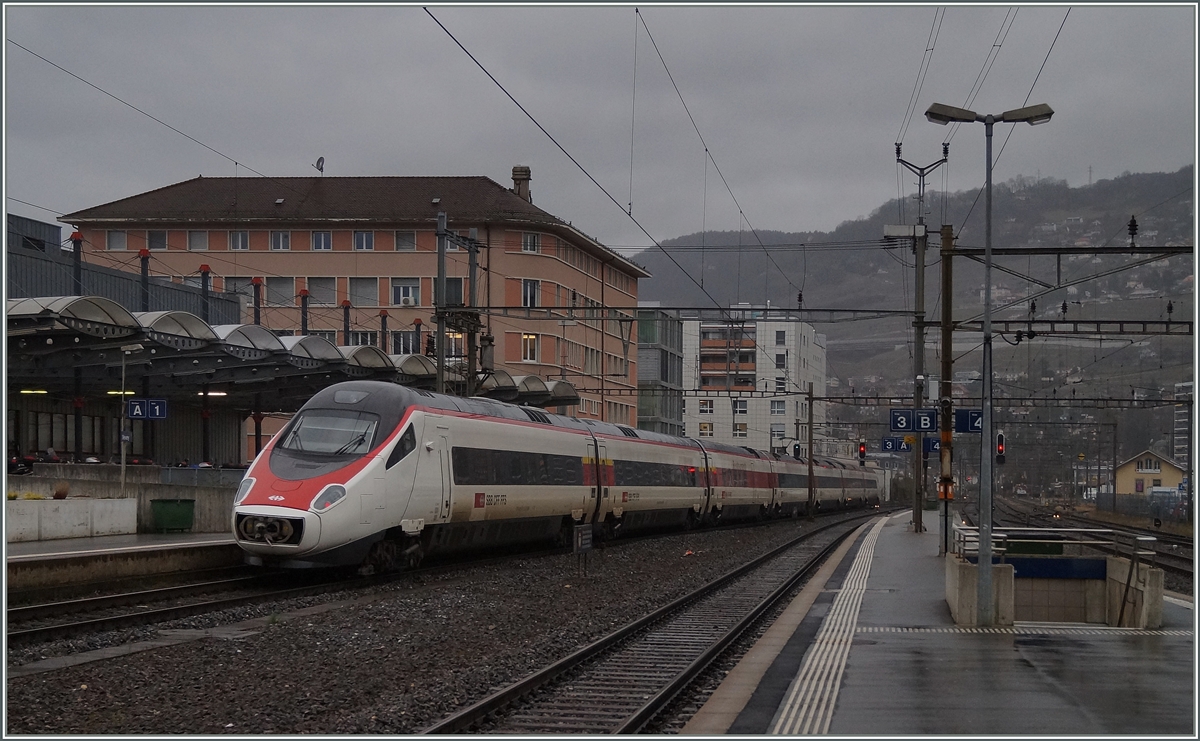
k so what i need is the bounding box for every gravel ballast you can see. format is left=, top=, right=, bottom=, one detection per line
left=6, top=517, right=856, bottom=735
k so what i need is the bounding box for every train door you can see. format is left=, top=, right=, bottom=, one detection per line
left=438, top=432, right=452, bottom=521
left=591, top=439, right=609, bottom=523
left=698, top=445, right=715, bottom=519
left=401, top=415, right=449, bottom=525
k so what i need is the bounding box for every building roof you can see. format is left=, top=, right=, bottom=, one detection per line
left=1116, top=448, right=1186, bottom=472
left=59, top=175, right=650, bottom=278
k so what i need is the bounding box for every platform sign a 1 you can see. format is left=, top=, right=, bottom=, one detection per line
left=127, top=399, right=147, bottom=419
left=146, top=399, right=168, bottom=420
left=954, top=409, right=984, bottom=434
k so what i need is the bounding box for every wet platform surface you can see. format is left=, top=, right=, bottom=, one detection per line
left=686, top=510, right=1195, bottom=735
left=6, top=532, right=236, bottom=562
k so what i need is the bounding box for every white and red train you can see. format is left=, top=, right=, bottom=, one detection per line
left=233, top=381, right=881, bottom=571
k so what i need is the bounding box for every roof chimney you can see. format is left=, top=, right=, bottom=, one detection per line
left=512, top=165, right=532, bottom=203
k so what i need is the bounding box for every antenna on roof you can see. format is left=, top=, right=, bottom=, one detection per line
left=312, top=156, right=324, bottom=175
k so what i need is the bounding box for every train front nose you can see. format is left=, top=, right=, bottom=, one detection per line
left=234, top=506, right=321, bottom=555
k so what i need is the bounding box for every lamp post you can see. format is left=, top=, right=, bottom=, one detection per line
left=925, top=102, right=1053, bottom=626
left=119, top=343, right=144, bottom=499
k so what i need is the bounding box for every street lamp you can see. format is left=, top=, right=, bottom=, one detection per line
left=925, top=101, right=1053, bottom=627
left=119, top=343, right=144, bottom=498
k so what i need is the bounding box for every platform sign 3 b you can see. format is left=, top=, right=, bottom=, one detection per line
left=890, top=408, right=938, bottom=432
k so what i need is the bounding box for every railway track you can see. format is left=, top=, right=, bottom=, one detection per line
left=420, top=513, right=875, bottom=734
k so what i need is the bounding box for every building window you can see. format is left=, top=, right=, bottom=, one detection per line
left=733, top=400, right=748, bottom=415
left=312, top=231, right=332, bottom=251
left=522, top=279, right=540, bottom=308
left=733, top=423, right=748, bottom=438
left=265, top=277, right=293, bottom=306
left=434, top=277, right=464, bottom=307
left=307, top=277, right=335, bottom=305
left=771, top=400, right=785, bottom=415
left=395, top=230, right=417, bottom=251
left=521, top=333, right=539, bottom=362
left=1135, top=478, right=1144, bottom=493
left=392, top=330, right=420, bottom=354
left=349, top=331, right=377, bottom=347
left=225, top=276, right=253, bottom=299
left=106, top=230, right=127, bottom=251
left=771, top=423, right=786, bottom=439
left=776, top=330, right=786, bottom=345
left=445, top=332, right=465, bottom=358
left=187, top=231, right=208, bottom=251
left=270, top=231, right=290, bottom=251
left=309, top=330, right=337, bottom=343
left=699, top=422, right=714, bottom=438
left=147, top=230, right=167, bottom=250
left=391, top=278, right=420, bottom=306
left=349, top=277, right=377, bottom=307
left=1153, top=478, right=1162, bottom=487
left=229, top=231, right=249, bottom=251
left=522, top=233, right=540, bottom=253
left=775, top=353, right=786, bottom=369
left=775, top=377, right=786, bottom=393
left=353, top=231, right=374, bottom=251
left=699, top=400, right=713, bottom=415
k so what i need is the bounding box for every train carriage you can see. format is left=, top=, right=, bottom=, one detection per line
left=233, top=381, right=883, bottom=572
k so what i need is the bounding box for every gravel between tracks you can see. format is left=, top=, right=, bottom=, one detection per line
left=6, top=517, right=852, bottom=735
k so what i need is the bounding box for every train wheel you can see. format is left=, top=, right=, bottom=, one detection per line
left=402, top=539, right=425, bottom=570
left=684, top=509, right=698, bottom=531
left=364, top=539, right=398, bottom=574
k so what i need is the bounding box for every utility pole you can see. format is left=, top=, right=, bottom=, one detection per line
left=807, top=382, right=816, bottom=521
left=891, top=143, right=947, bottom=535
left=939, top=224, right=955, bottom=555
left=436, top=211, right=447, bottom=394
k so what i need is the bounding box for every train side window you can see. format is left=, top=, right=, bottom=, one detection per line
left=386, top=426, right=417, bottom=469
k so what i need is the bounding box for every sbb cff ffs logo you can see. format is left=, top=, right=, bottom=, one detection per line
left=995, top=432, right=1006, bottom=465
left=858, top=441, right=867, bottom=466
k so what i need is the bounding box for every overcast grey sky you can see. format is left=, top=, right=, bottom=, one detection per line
left=4, top=4, right=1196, bottom=253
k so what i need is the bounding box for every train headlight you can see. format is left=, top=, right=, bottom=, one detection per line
left=311, top=484, right=347, bottom=512
left=234, top=477, right=256, bottom=505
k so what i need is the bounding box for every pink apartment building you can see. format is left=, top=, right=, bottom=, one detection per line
left=61, top=167, right=648, bottom=458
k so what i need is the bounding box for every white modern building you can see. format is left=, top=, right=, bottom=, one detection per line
left=680, top=305, right=828, bottom=456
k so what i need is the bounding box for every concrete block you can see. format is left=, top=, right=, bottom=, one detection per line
left=945, top=555, right=1014, bottom=626
left=90, top=498, right=138, bottom=536
left=5, top=501, right=41, bottom=542
left=38, top=500, right=92, bottom=539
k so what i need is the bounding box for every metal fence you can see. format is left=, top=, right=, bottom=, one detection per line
left=1095, top=491, right=1190, bottom=523
left=6, top=245, right=240, bottom=323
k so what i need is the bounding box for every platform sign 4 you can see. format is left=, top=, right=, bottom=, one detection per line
left=923, top=437, right=941, bottom=454
left=954, top=409, right=984, bottom=433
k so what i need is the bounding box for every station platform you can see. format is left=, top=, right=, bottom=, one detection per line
left=684, top=510, right=1196, bottom=736
left=5, top=532, right=242, bottom=592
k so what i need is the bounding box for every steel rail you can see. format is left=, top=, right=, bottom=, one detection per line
left=421, top=512, right=875, bottom=734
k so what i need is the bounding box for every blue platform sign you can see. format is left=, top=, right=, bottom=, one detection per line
left=914, top=409, right=938, bottom=432
left=128, top=398, right=168, bottom=420
left=954, top=408, right=984, bottom=433
left=147, top=399, right=168, bottom=420
left=889, top=409, right=913, bottom=432
left=882, top=437, right=899, bottom=452
left=923, top=437, right=941, bottom=454
left=898, top=439, right=913, bottom=452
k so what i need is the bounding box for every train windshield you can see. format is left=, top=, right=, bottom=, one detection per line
left=278, top=410, right=380, bottom=456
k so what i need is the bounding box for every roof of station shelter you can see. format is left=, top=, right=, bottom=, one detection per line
left=8, top=296, right=577, bottom=413
left=59, top=175, right=650, bottom=279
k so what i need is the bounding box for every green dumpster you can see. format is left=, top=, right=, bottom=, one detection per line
left=151, top=498, right=196, bottom=532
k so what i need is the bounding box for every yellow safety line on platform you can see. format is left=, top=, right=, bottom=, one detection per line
left=769, top=516, right=888, bottom=735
